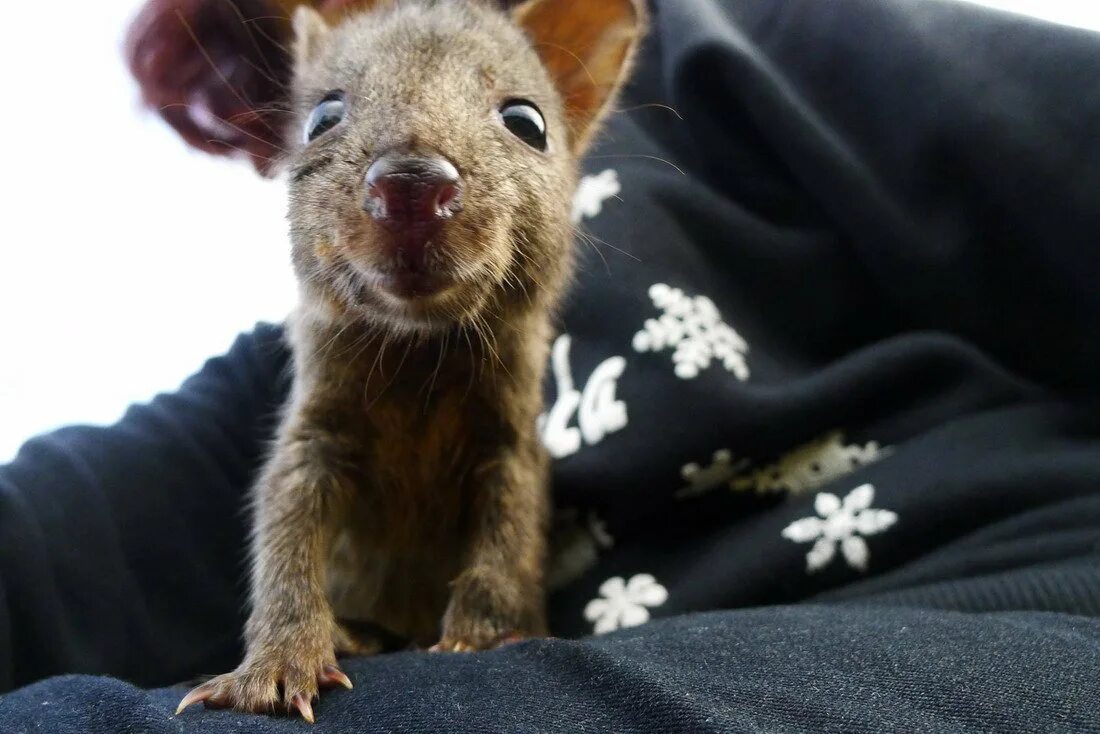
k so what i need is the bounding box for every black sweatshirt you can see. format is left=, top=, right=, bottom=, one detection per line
left=2, top=0, right=1099, bottom=731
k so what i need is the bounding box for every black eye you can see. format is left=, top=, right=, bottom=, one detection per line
left=500, top=100, right=547, bottom=151
left=304, top=92, right=346, bottom=143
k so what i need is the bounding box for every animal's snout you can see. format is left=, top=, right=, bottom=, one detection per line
left=364, top=154, right=463, bottom=230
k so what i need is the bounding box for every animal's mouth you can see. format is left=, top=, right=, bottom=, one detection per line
left=333, top=227, right=462, bottom=305
left=344, top=257, right=466, bottom=312
left=327, top=215, right=497, bottom=327
left=368, top=266, right=454, bottom=300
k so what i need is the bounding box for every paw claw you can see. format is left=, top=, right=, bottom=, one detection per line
left=290, top=693, right=315, bottom=724
left=176, top=649, right=345, bottom=721
left=430, top=631, right=528, bottom=654
left=175, top=682, right=215, bottom=715
left=320, top=664, right=353, bottom=690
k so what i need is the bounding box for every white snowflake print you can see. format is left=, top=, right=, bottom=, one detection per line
left=675, top=449, right=751, bottom=499
left=782, top=484, right=898, bottom=573
left=584, top=574, right=668, bottom=635
left=632, top=284, right=750, bottom=380
left=538, top=335, right=628, bottom=459
left=571, top=169, right=621, bottom=224
left=731, top=431, right=890, bottom=496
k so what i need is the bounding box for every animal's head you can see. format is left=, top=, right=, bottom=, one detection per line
left=126, top=0, right=645, bottom=333
left=287, top=0, right=643, bottom=332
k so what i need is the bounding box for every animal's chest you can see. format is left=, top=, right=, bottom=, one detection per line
left=326, top=389, right=490, bottom=636
left=344, top=388, right=485, bottom=554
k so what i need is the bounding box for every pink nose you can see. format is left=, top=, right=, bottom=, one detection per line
left=363, top=154, right=462, bottom=230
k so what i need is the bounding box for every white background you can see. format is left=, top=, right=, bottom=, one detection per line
left=0, top=0, right=1097, bottom=463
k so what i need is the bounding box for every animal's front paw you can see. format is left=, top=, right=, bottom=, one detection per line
left=175, top=647, right=352, bottom=723
left=431, top=570, right=544, bottom=653
left=429, top=632, right=527, bottom=653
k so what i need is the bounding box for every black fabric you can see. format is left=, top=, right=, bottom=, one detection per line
left=3, top=0, right=1100, bottom=730
left=0, top=325, right=290, bottom=693
left=3, top=606, right=1098, bottom=732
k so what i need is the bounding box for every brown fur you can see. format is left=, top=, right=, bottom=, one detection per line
left=172, top=0, right=645, bottom=723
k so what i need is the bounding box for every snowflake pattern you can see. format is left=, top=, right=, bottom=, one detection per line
left=584, top=574, right=669, bottom=635
left=632, top=284, right=750, bottom=380
left=782, top=484, right=898, bottom=573
left=539, top=335, right=628, bottom=459
left=731, top=431, right=890, bottom=495
left=675, top=432, right=888, bottom=501
left=547, top=508, right=615, bottom=590
left=675, top=449, right=751, bottom=499
left=572, top=169, right=621, bottom=224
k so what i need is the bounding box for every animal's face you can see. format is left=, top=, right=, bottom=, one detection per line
left=285, top=0, right=643, bottom=333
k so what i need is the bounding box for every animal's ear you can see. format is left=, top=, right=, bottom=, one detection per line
left=296, top=0, right=397, bottom=64
left=292, top=6, right=330, bottom=66
left=513, top=0, right=646, bottom=154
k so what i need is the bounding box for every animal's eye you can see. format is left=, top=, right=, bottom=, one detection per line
left=499, top=100, right=546, bottom=151
left=304, top=92, right=346, bottom=143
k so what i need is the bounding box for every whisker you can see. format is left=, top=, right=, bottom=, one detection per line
left=365, top=336, right=416, bottom=412
left=204, top=139, right=279, bottom=163
left=362, top=329, right=392, bottom=397
left=243, top=18, right=291, bottom=57
left=587, top=153, right=687, bottom=177
left=575, top=227, right=641, bottom=263
left=422, top=330, right=449, bottom=410
left=160, top=102, right=289, bottom=154
left=616, top=102, right=684, bottom=120
left=219, top=0, right=282, bottom=85
left=460, top=325, right=477, bottom=400
left=172, top=9, right=282, bottom=143
left=574, top=229, right=611, bottom=274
